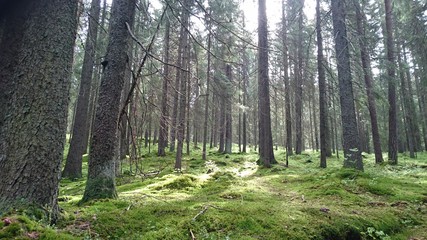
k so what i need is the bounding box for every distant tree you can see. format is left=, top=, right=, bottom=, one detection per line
left=331, top=0, right=363, bottom=170
left=257, top=0, right=276, bottom=167
left=0, top=0, right=78, bottom=221
left=63, top=0, right=101, bottom=179
left=224, top=64, right=233, bottom=154
left=81, top=0, right=136, bottom=202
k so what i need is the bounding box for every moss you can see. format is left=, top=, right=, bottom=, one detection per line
left=155, top=175, right=198, bottom=190
left=79, top=177, right=117, bottom=204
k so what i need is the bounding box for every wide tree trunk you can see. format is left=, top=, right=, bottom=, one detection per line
left=257, top=0, right=276, bottom=167
left=0, top=0, right=77, bottom=221
left=331, top=0, right=363, bottom=170
left=63, top=0, right=101, bottom=179
left=81, top=0, right=136, bottom=203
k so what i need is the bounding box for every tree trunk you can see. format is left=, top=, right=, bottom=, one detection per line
left=81, top=0, right=136, bottom=203
left=202, top=29, right=212, bottom=159
left=225, top=65, right=233, bottom=154
left=158, top=8, right=171, bottom=157
left=317, top=0, right=329, bottom=168
left=0, top=0, right=77, bottom=221
left=384, top=0, right=398, bottom=164
left=294, top=0, right=304, bottom=154
left=63, top=0, right=101, bottom=179
left=175, top=0, right=192, bottom=170
left=353, top=0, right=384, bottom=164
left=331, top=0, right=363, bottom=170
left=257, top=0, right=276, bottom=167
left=282, top=0, right=293, bottom=158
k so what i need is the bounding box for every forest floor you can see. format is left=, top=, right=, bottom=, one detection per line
left=1, top=145, right=427, bottom=239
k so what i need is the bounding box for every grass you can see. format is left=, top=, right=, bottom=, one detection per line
left=1, top=144, right=427, bottom=239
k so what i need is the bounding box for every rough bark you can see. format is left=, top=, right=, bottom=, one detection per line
left=331, top=0, right=363, bottom=170
left=81, top=0, right=136, bottom=203
left=354, top=0, right=384, bottom=164
left=257, top=0, right=276, bottom=167
left=0, top=0, right=77, bottom=221
left=63, top=0, right=101, bottom=179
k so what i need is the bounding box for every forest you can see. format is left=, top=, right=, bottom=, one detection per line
left=0, top=0, right=426, bottom=239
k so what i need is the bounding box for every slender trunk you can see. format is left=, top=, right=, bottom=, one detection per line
left=354, top=0, right=383, bottom=163
left=282, top=1, right=293, bottom=156
left=317, top=0, right=329, bottom=167
left=158, top=10, right=171, bottom=156
left=63, top=0, right=101, bottom=179
left=225, top=65, right=233, bottom=154
left=384, top=0, right=398, bottom=164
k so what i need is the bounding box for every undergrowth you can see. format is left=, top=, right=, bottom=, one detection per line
left=1, top=145, right=426, bottom=239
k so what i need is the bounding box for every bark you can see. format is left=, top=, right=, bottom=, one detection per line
left=63, top=0, right=101, bottom=179
left=384, top=0, right=398, bottom=164
left=0, top=0, right=77, bottom=221
left=317, top=0, right=329, bottom=168
left=353, top=0, right=383, bottom=164
left=81, top=0, right=136, bottom=203
left=224, top=65, right=233, bottom=154
left=331, top=0, right=363, bottom=170
left=158, top=10, right=171, bottom=156
left=258, top=0, right=276, bottom=167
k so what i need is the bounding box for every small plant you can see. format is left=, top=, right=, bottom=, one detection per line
left=362, top=227, right=391, bottom=240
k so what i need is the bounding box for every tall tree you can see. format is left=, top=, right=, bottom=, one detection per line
left=0, top=0, right=78, bottom=221
left=316, top=0, right=329, bottom=168
left=353, top=0, right=384, bottom=164
left=281, top=0, right=293, bottom=158
left=81, top=0, right=136, bottom=202
left=202, top=17, right=212, bottom=160
left=175, top=0, right=192, bottom=170
left=294, top=0, right=305, bottom=154
left=258, top=0, right=276, bottom=167
left=331, top=0, right=363, bottom=170
left=384, top=0, right=398, bottom=164
left=158, top=6, right=171, bottom=157
left=224, top=64, right=233, bottom=154
left=63, top=0, right=101, bottom=179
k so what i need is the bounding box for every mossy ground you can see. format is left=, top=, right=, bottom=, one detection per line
left=1, top=144, right=426, bottom=239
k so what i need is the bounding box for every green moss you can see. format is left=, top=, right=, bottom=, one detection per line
left=79, top=177, right=117, bottom=204
left=155, top=175, right=198, bottom=190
